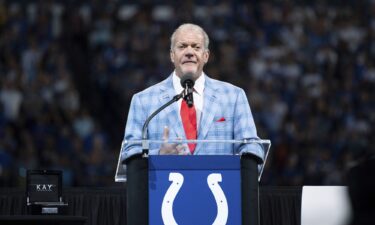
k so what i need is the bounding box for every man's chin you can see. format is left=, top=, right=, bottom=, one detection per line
left=181, top=68, right=198, bottom=76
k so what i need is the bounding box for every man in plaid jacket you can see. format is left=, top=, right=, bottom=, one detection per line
left=121, top=23, right=264, bottom=163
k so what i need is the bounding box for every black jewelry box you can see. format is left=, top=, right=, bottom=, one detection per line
left=26, top=170, right=68, bottom=215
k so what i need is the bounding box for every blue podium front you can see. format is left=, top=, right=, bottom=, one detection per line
left=149, top=155, right=241, bottom=225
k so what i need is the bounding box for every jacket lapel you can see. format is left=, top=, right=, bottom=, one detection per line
left=159, top=76, right=185, bottom=139
left=195, top=76, right=220, bottom=153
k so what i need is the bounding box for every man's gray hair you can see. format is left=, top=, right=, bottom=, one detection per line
left=170, top=23, right=210, bottom=50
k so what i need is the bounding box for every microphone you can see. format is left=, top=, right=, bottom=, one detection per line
left=180, top=73, right=195, bottom=107
left=140, top=73, right=195, bottom=157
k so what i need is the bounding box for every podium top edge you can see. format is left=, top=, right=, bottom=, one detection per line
left=123, top=139, right=271, bottom=144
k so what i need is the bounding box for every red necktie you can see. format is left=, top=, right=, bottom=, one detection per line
left=180, top=99, right=197, bottom=154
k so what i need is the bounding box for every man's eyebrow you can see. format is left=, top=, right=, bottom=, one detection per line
left=177, top=42, right=200, bottom=46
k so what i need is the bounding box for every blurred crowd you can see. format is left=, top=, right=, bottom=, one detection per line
left=0, top=0, right=374, bottom=186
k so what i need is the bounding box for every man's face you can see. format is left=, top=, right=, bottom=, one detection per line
left=170, top=29, right=209, bottom=80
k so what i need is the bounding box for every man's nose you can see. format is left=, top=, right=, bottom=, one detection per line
left=184, top=46, right=194, bottom=57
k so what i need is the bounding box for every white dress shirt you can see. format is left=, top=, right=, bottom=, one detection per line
left=172, top=71, right=205, bottom=129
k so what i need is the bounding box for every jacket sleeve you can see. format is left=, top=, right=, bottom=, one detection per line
left=233, top=88, right=265, bottom=163
left=120, top=94, right=159, bottom=161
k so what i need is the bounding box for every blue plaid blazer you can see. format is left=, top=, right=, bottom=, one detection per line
left=121, top=74, right=264, bottom=162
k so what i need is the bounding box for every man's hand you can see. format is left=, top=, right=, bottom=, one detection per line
left=159, top=126, right=189, bottom=155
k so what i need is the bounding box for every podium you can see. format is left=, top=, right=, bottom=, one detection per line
left=115, top=139, right=270, bottom=225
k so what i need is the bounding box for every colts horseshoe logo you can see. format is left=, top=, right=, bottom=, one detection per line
left=161, top=172, right=228, bottom=225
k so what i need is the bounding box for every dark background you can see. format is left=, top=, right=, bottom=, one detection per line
left=0, top=0, right=374, bottom=187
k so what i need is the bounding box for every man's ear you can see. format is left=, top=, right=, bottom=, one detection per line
left=170, top=50, right=175, bottom=63
left=204, top=50, right=210, bottom=63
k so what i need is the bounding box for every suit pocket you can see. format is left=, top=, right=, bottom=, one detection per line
left=208, top=117, right=233, bottom=138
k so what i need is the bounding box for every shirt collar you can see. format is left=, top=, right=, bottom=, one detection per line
left=172, top=71, right=205, bottom=96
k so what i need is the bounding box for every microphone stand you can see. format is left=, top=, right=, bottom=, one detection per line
left=141, top=90, right=184, bottom=157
